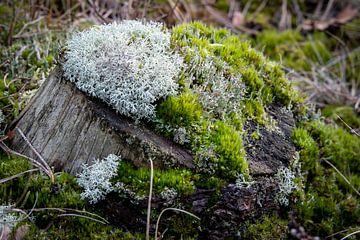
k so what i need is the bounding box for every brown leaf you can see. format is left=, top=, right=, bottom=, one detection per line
left=6, top=130, right=15, bottom=141
left=335, top=4, right=358, bottom=24
left=314, top=20, right=334, bottom=30
left=15, top=225, right=30, bottom=240
left=232, top=11, right=245, bottom=27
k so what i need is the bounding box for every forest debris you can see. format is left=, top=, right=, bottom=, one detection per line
left=301, top=4, right=358, bottom=31
left=232, top=11, right=245, bottom=27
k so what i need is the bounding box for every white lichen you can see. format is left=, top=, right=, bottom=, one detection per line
left=274, top=167, right=297, bottom=206
left=63, top=20, right=183, bottom=120
left=235, top=173, right=255, bottom=189
left=0, top=110, right=4, bottom=125
left=77, top=154, right=120, bottom=204
left=114, top=182, right=145, bottom=204
left=0, top=204, right=19, bottom=233
left=185, top=52, right=246, bottom=119
left=173, top=127, right=188, bottom=145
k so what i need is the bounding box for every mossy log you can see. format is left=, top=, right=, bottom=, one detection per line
left=10, top=66, right=297, bottom=238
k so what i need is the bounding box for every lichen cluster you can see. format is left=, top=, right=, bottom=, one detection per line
left=156, top=22, right=302, bottom=178
left=63, top=21, right=183, bottom=120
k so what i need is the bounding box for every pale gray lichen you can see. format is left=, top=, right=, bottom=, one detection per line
left=274, top=167, right=297, bottom=206
left=77, top=154, right=120, bottom=204
left=0, top=204, right=19, bottom=233
left=0, top=110, right=4, bottom=125
left=185, top=51, right=246, bottom=119
left=173, top=127, right=188, bottom=145
left=114, top=182, right=145, bottom=205
left=235, top=173, right=255, bottom=189
left=63, top=20, right=183, bottom=120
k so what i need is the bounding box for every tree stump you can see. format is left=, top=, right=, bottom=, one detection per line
left=10, top=67, right=194, bottom=174
left=10, top=66, right=297, bottom=238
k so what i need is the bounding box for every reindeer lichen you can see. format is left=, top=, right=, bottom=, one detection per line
left=63, top=21, right=183, bottom=120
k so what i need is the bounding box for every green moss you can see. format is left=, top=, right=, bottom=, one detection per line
left=292, top=127, right=320, bottom=175
left=22, top=219, right=143, bottom=240
left=157, top=89, right=203, bottom=127
left=191, top=120, right=247, bottom=179
left=0, top=154, right=31, bottom=178
left=306, top=121, right=360, bottom=173
left=25, top=172, right=85, bottom=209
left=114, top=161, right=195, bottom=196
left=243, top=214, right=288, bottom=239
left=243, top=99, right=267, bottom=125
left=171, top=22, right=300, bottom=107
left=322, top=105, right=360, bottom=131
left=292, top=120, right=360, bottom=237
left=158, top=22, right=304, bottom=179
left=194, top=174, right=225, bottom=191
left=250, top=131, right=261, bottom=140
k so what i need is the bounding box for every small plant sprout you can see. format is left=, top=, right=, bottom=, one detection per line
left=63, top=20, right=183, bottom=120
left=77, top=154, right=121, bottom=204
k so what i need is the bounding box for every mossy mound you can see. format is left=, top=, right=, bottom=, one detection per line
left=292, top=120, right=360, bottom=237
left=155, top=22, right=302, bottom=179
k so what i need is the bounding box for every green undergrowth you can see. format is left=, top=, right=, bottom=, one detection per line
left=22, top=220, right=143, bottom=240
left=114, top=161, right=195, bottom=196
left=255, top=30, right=333, bottom=72
left=292, top=120, right=360, bottom=237
left=242, top=214, right=288, bottom=239
left=0, top=2, right=67, bottom=124
left=0, top=153, right=143, bottom=239
left=322, top=105, right=360, bottom=132
left=155, top=22, right=302, bottom=180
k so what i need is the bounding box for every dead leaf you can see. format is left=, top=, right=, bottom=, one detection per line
left=232, top=11, right=245, bottom=27
left=15, top=225, right=30, bottom=240
left=335, top=4, right=358, bottom=24
left=301, top=4, right=358, bottom=31
left=314, top=19, right=334, bottom=31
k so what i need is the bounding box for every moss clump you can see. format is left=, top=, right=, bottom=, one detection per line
left=114, top=161, right=195, bottom=196
left=292, top=120, right=360, bottom=237
left=155, top=22, right=302, bottom=179
left=157, top=89, right=203, bottom=127
left=243, top=214, right=288, bottom=239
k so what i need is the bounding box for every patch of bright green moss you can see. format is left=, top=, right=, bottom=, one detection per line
left=157, top=89, right=203, bottom=127
left=191, top=120, right=247, bottom=179
left=114, top=161, right=195, bottom=196
left=292, top=120, right=360, bottom=237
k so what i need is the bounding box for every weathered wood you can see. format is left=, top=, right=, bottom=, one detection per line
left=10, top=67, right=194, bottom=174
left=10, top=67, right=296, bottom=176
